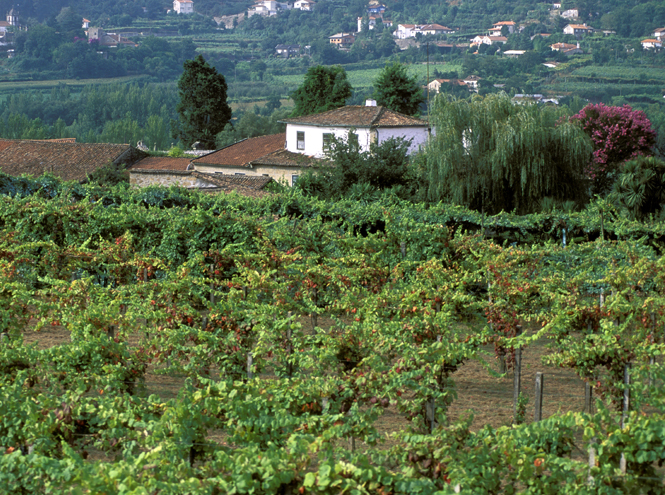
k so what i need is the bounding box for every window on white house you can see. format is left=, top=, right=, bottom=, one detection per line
left=291, top=174, right=299, bottom=186
left=322, top=133, right=333, bottom=150
left=297, top=131, right=305, bottom=150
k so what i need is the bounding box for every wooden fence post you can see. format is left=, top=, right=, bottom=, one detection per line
left=400, top=241, right=406, bottom=259
left=107, top=325, right=115, bottom=338
left=534, top=372, right=544, bottom=422
left=0, top=332, right=7, bottom=343
left=513, top=325, right=523, bottom=423
left=585, top=382, right=594, bottom=414
left=620, top=363, right=630, bottom=475
left=247, top=352, right=253, bottom=380
left=143, top=268, right=148, bottom=282
left=311, top=288, right=318, bottom=330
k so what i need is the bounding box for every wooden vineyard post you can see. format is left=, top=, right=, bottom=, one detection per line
left=243, top=286, right=248, bottom=300
left=427, top=334, right=443, bottom=434
left=534, top=372, right=544, bottom=422
left=620, top=363, right=630, bottom=475
left=143, top=268, right=148, bottom=282
left=247, top=352, right=253, bottom=380
left=107, top=325, right=115, bottom=338
left=209, top=264, right=215, bottom=305
left=0, top=332, right=7, bottom=343
left=286, top=311, right=293, bottom=378
left=513, top=325, right=523, bottom=423
left=585, top=382, right=594, bottom=414
left=311, top=288, right=318, bottom=330
left=400, top=241, right=406, bottom=259
left=649, top=312, right=656, bottom=387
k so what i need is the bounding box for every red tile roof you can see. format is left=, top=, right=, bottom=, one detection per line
left=130, top=157, right=193, bottom=171
left=280, top=106, right=428, bottom=128
left=194, top=133, right=286, bottom=167
left=0, top=140, right=146, bottom=181
left=251, top=149, right=323, bottom=168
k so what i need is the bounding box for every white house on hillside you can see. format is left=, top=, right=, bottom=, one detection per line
left=279, top=101, right=430, bottom=157
left=173, top=0, right=194, bottom=14
left=294, top=0, right=315, bottom=11
left=394, top=23, right=454, bottom=39
left=563, top=23, right=593, bottom=36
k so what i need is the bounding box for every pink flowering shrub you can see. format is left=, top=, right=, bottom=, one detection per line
left=570, top=103, right=656, bottom=193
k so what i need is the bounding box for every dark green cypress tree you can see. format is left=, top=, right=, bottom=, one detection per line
left=171, top=55, right=232, bottom=149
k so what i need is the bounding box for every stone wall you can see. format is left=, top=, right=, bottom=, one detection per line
left=130, top=170, right=216, bottom=188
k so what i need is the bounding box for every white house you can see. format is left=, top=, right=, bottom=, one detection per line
left=563, top=23, right=593, bottom=36
left=503, top=49, right=526, bottom=57
left=394, top=23, right=454, bottom=38
left=642, top=39, right=662, bottom=50
left=561, top=9, right=579, bottom=19
left=248, top=0, right=290, bottom=17
left=470, top=35, right=507, bottom=46
left=462, top=75, right=481, bottom=91
left=294, top=0, right=315, bottom=10
left=653, top=28, right=665, bottom=40
left=489, top=21, right=516, bottom=34
left=279, top=101, right=430, bottom=157
left=173, top=0, right=194, bottom=14
left=82, top=18, right=90, bottom=29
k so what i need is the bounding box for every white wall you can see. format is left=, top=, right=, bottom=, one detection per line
left=377, top=127, right=431, bottom=154
left=285, top=124, right=372, bottom=157
left=285, top=123, right=430, bottom=157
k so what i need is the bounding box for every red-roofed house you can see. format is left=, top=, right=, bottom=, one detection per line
left=489, top=21, right=516, bottom=35
left=192, top=133, right=317, bottom=187
left=642, top=39, right=662, bottom=50
left=0, top=140, right=146, bottom=182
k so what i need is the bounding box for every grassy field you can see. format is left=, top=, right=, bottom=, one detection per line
left=0, top=75, right=150, bottom=93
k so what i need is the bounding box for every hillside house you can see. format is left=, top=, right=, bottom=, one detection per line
left=462, top=75, right=481, bottom=91
left=550, top=42, right=582, bottom=56
left=561, top=9, right=579, bottom=19
left=368, top=4, right=386, bottom=15
left=563, top=23, right=593, bottom=36
left=470, top=35, right=507, bottom=46
left=294, top=0, right=315, bottom=10
left=503, top=50, right=526, bottom=58
left=427, top=79, right=466, bottom=93
left=394, top=23, right=454, bottom=39
left=655, top=28, right=665, bottom=40
left=642, top=39, right=662, bottom=50
left=275, top=44, right=300, bottom=57
left=6, top=8, right=18, bottom=27
left=279, top=101, right=430, bottom=158
left=248, top=0, right=291, bottom=16
left=173, top=0, right=194, bottom=14
left=489, top=21, right=516, bottom=35
left=329, top=32, right=355, bottom=48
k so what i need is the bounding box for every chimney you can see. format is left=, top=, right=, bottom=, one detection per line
left=365, top=99, right=377, bottom=106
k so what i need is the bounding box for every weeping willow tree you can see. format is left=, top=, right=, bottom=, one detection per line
left=423, top=94, right=593, bottom=214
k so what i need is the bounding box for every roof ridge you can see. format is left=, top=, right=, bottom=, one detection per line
left=370, top=106, right=385, bottom=127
